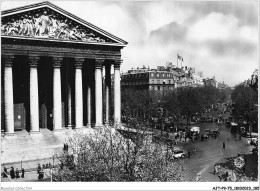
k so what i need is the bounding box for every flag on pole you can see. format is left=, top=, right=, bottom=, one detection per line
left=177, top=54, right=184, bottom=62
left=177, top=54, right=182, bottom=60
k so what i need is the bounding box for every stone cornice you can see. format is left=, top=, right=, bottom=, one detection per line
left=2, top=43, right=121, bottom=58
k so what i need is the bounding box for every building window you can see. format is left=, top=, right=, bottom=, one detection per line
left=157, top=80, right=160, bottom=84
left=168, top=86, right=171, bottom=90
left=162, top=73, right=165, bottom=77
left=158, top=86, right=160, bottom=90
left=151, top=73, right=154, bottom=77
left=157, top=73, right=160, bottom=77
left=151, top=80, right=154, bottom=84
left=152, top=86, right=155, bottom=90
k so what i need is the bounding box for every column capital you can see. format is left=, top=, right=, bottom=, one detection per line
left=3, top=55, right=15, bottom=67
left=28, top=56, right=40, bottom=68
left=52, top=57, right=63, bottom=68
left=95, top=59, right=105, bottom=69
left=114, top=60, right=123, bottom=69
left=75, top=58, right=84, bottom=69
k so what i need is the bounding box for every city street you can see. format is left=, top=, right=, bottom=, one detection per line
left=153, top=122, right=257, bottom=182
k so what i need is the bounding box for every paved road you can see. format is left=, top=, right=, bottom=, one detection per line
left=169, top=122, right=256, bottom=181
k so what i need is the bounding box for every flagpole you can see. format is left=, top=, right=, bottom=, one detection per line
left=177, top=54, right=178, bottom=68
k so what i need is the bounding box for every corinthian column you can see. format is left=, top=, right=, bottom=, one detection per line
left=29, top=56, right=40, bottom=134
left=52, top=57, right=63, bottom=131
left=75, top=58, right=84, bottom=129
left=114, top=60, right=122, bottom=125
left=3, top=55, right=15, bottom=136
left=95, top=59, right=104, bottom=127
left=105, top=63, right=111, bottom=124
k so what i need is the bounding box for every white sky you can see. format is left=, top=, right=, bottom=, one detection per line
left=1, top=0, right=259, bottom=86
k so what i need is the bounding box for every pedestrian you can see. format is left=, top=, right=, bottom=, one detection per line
left=10, top=167, right=15, bottom=179
left=188, top=150, right=190, bottom=158
left=3, top=167, right=8, bottom=178
left=223, top=141, right=225, bottom=150
left=193, top=147, right=196, bottom=154
left=15, top=168, right=20, bottom=178
left=225, top=171, right=229, bottom=181
left=247, top=139, right=251, bottom=146
left=21, top=168, right=25, bottom=178
left=37, top=164, right=41, bottom=174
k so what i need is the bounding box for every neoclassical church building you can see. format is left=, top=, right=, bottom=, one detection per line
left=1, top=1, right=127, bottom=136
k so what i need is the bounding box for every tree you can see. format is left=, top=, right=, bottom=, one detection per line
left=176, top=87, right=203, bottom=125
left=52, top=126, right=185, bottom=182
left=231, top=84, right=257, bottom=123
left=121, top=89, right=159, bottom=121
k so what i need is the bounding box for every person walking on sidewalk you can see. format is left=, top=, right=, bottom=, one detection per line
left=10, top=167, right=15, bottom=179
left=21, top=168, right=25, bottom=178
left=223, top=141, right=225, bottom=150
left=37, top=164, right=41, bottom=174
left=193, top=147, right=196, bottom=155
left=3, top=167, right=8, bottom=178
left=15, top=168, right=20, bottom=178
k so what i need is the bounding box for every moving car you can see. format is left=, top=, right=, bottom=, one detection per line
left=172, top=150, right=186, bottom=159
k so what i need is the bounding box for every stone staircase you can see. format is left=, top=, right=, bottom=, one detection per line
left=1, top=127, right=93, bottom=171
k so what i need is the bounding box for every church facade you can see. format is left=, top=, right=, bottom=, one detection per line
left=1, top=1, right=127, bottom=135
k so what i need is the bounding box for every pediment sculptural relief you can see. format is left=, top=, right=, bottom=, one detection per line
left=1, top=8, right=113, bottom=43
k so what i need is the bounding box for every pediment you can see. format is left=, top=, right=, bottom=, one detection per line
left=1, top=1, right=127, bottom=46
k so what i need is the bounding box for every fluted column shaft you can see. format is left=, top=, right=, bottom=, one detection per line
left=29, top=56, right=40, bottom=133
left=53, top=57, right=63, bottom=131
left=67, top=84, right=72, bottom=127
left=75, top=58, right=84, bottom=129
left=95, top=59, right=104, bottom=127
left=114, top=60, right=122, bottom=125
left=3, top=55, right=15, bottom=135
left=87, top=81, right=91, bottom=127
left=105, top=64, right=111, bottom=124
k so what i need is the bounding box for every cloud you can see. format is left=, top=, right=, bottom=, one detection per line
left=186, top=12, right=239, bottom=42
left=149, top=22, right=187, bottom=43
left=204, top=40, right=257, bottom=56
left=178, top=1, right=258, bottom=26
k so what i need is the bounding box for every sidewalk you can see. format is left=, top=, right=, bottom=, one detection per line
left=1, top=168, right=52, bottom=182
left=1, top=127, right=94, bottom=176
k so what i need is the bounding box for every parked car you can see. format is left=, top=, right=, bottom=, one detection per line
left=205, top=129, right=211, bottom=135
left=225, top=121, right=231, bottom=128
left=172, top=150, right=186, bottom=159
left=251, top=138, right=258, bottom=146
